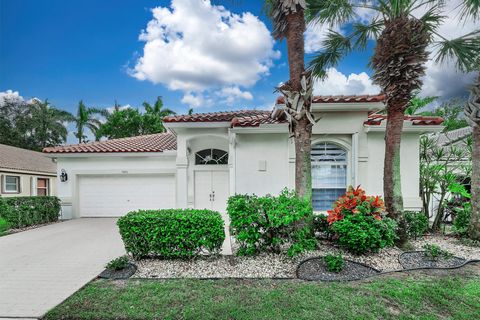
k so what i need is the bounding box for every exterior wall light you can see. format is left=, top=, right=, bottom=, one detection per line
left=60, top=169, right=68, bottom=182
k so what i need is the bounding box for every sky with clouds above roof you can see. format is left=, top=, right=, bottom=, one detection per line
left=0, top=0, right=477, bottom=117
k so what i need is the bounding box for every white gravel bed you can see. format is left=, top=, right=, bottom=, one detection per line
left=133, top=235, right=480, bottom=279
left=410, top=234, right=480, bottom=261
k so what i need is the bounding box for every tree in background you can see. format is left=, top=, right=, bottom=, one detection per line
left=28, top=100, right=73, bottom=150
left=404, top=94, right=437, bottom=115
left=97, top=97, right=175, bottom=139
left=308, top=0, right=479, bottom=243
left=72, top=100, right=108, bottom=143
left=141, top=97, right=176, bottom=135
left=0, top=98, right=31, bottom=148
left=96, top=108, right=144, bottom=139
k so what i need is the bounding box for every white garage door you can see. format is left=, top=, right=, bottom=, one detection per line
left=78, top=174, right=175, bottom=217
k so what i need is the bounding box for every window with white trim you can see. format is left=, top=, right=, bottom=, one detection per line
left=3, top=175, right=20, bottom=193
left=37, top=178, right=49, bottom=196
left=195, top=149, right=228, bottom=165
left=311, top=142, right=347, bottom=211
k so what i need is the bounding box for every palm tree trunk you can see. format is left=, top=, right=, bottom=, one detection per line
left=468, top=124, right=480, bottom=239
left=285, top=10, right=312, bottom=199
left=384, top=106, right=407, bottom=244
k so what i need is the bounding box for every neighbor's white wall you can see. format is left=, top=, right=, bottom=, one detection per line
left=55, top=155, right=176, bottom=219
left=235, top=133, right=290, bottom=196
left=366, top=132, right=421, bottom=210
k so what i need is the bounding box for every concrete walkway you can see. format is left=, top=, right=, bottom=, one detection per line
left=0, top=218, right=125, bottom=319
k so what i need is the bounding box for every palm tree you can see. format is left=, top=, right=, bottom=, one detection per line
left=465, top=74, right=480, bottom=240
left=28, top=100, right=73, bottom=150
left=405, top=94, right=437, bottom=115
left=73, top=100, right=108, bottom=143
left=308, top=0, right=479, bottom=241
left=266, top=0, right=316, bottom=200
left=141, top=96, right=176, bottom=134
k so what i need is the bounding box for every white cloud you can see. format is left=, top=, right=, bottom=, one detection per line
left=181, top=93, right=204, bottom=108
left=313, top=68, right=380, bottom=95
left=217, top=86, right=253, bottom=105
left=0, top=90, right=24, bottom=106
left=106, top=104, right=132, bottom=114
left=129, top=0, right=279, bottom=107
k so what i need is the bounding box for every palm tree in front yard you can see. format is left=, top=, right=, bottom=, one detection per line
left=265, top=0, right=316, bottom=200
left=308, top=0, right=480, bottom=242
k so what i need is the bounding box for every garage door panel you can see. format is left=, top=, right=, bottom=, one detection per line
left=79, top=174, right=175, bottom=217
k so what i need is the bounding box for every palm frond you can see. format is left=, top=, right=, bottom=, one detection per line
left=417, top=6, right=445, bottom=34
left=433, top=30, right=480, bottom=72
left=307, top=0, right=355, bottom=26
left=457, top=0, right=480, bottom=21
left=308, top=30, right=352, bottom=79
left=352, top=18, right=384, bottom=49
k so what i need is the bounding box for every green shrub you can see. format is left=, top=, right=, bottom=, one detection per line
left=117, top=209, right=225, bottom=259
left=331, top=214, right=397, bottom=255
left=324, top=254, right=344, bottom=273
left=227, top=189, right=316, bottom=257
left=106, top=256, right=129, bottom=271
left=452, top=203, right=471, bottom=237
left=0, top=217, right=10, bottom=235
left=423, top=244, right=452, bottom=261
left=404, top=211, right=429, bottom=239
left=313, top=214, right=330, bottom=235
left=0, top=196, right=60, bottom=228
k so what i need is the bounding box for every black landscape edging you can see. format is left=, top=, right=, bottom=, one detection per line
left=398, top=250, right=466, bottom=269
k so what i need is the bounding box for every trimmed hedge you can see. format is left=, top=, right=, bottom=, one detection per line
left=117, top=209, right=225, bottom=259
left=227, top=189, right=317, bottom=257
left=0, top=196, right=61, bottom=228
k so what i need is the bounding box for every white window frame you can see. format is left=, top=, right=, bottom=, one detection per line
left=3, top=175, right=21, bottom=194
left=311, top=140, right=351, bottom=212
left=36, top=177, right=50, bottom=196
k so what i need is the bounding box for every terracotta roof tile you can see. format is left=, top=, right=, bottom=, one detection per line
left=43, top=133, right=177, bottom=154
left=164, top=110, right=269, bottom=123
left=364, top=114, right=444, bottom=126
left=276, top=94, right=386, bottom=105
left=232, top=112, right=287, bottom=127
left=0, top=144, right=56, bottom=174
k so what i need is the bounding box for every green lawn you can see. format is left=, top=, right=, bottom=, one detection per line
left=44, top=265, right=480, bottom=320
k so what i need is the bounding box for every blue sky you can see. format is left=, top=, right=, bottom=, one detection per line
left=0, top=0, right=474, bottom=117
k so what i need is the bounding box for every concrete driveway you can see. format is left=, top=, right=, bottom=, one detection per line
left=0, top=218, right=125, bottom=319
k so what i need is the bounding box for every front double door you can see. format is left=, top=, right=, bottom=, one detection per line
left=194, top=170, right=231, bottom=254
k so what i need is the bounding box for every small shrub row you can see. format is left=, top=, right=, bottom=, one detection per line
left=0, top=217, right=10, bottom=235
left=0, top=196, right=61, bottom=228
left=117, top=209, right=225, bottom=259
left=322, top=186, right=397, bottom=255
left=227, top=189, right=317, bottom=257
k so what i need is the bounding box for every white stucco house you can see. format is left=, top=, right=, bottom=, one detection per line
left=43, top=94, right=443, bottom=252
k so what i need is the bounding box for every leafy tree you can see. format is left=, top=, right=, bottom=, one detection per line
left=422, top=98, right=469, bottom=132
left=405, top=94, right=437, bottom=115
left=141, top=97, right=176, bottom=134
left=0, top=98, right=31, bottom=148
left=97, top=97, right=175, bottom=140
left=308, top=0, right=480, bottom=243
left=96, top=108, right=144, bottom=139
left=28, top=100, right=73, bottom=150
left=72, top=100, right=108, bottom=143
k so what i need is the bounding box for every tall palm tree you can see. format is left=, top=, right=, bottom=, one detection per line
left=266, top=0, right=316, bottom=200
left=73, top=100, right=108, bottom=143
left=28, top=100, right=73, bottom=150
left=465, top=74, right=480, bottom=240
left=141, top=96, right=176, bottom=134
left=308, top=0, right=479, bottom=241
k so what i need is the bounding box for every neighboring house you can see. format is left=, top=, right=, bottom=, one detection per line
left=436, top=126, right=472, bottom=148
left=0, top=143, right=57, bottom=197
left=43, top=94, right=443, bottom=252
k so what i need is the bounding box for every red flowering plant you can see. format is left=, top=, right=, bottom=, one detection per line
left=327, top=186, right=386, bottom=225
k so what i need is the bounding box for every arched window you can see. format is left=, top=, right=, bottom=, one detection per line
left=311, top=142, right=348, bottom=211
left=195, top=149, right=228, bottom=165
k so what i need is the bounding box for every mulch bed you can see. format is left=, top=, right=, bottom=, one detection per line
left=296, top=257, right=380, bottom=281
left=99, top=263, right=137, bottom=280
left=398, top=251, right=466, bottom=269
